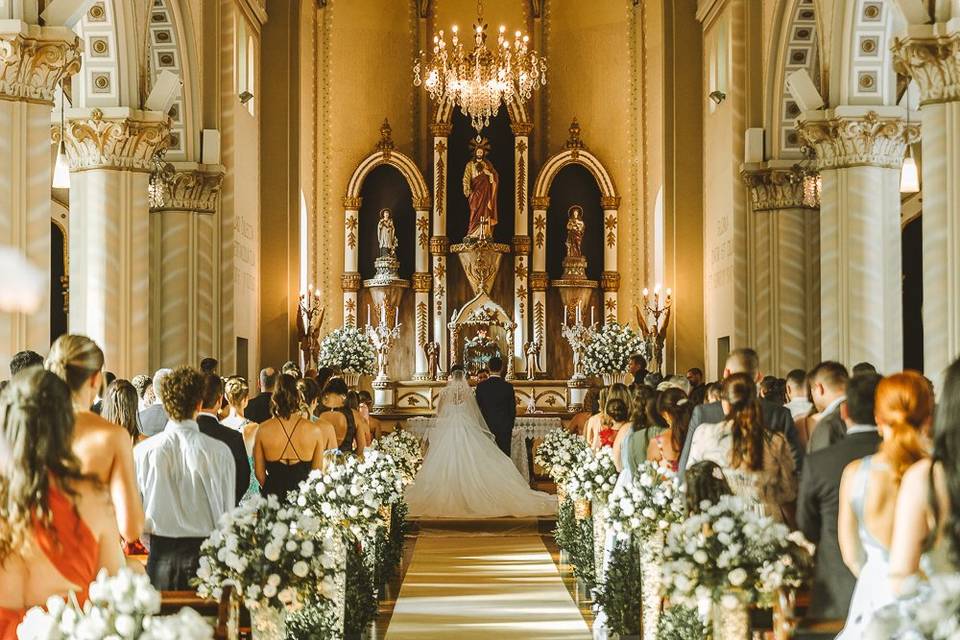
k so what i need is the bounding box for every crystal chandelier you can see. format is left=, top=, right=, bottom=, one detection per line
left=414, top=0, right=546, bottom=132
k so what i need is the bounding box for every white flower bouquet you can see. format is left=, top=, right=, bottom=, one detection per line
left=195, top=494, right=341, bottom=614
left=17, top=568, right=212, bottom=640
left=582, top=321, right=645, bottom=376
left=605, top=461, right=685, bottom=542
left=373, top=429, right=423, bottom=484
left=867, top=574, right=960, bottom=640
left=660, top=495, right=813, bottom=607
left=534, top=428, right=589, bottom=485
left=356, top=449, right=406, bottom=506
left=317, top=326, right=375, bottom=375
left=566, top=447, right=619, bottom=503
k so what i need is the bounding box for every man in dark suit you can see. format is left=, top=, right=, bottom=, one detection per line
left=797, top=373, right=882, bottom=621
left=807, top=361, right=850, bottom=453
left=244, top=367, right=278, bottom=424
left=139, top=368, right=173, bottom=436
left=627, top=354, right=649, bottom=391
left=196, top=374, right=250, bottom=505
left=678, top=348, right=802, bottom=474
left=475, top=356, right=516, bottom=457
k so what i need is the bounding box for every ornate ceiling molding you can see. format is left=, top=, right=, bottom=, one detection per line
left=892, top=28, right=960, bottom=105
left=796, top=110, right=920, bottom=170
left=54, top=107, right=171, bottom=172
left=0, top=24, right=81, bottom=104
left=151, top=165, right=225, bottom=214
left=741, top=166, right=815, bottom=211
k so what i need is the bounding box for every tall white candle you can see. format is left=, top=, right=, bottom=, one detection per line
left=395, top=306, right=399, bottom=327
left=380, top=304, right=386, bottom=326
left=591, top=306, right=595, bottom=326
left=564, top=305, right=568, bottom=327
left=367, top=304, right=371, bottom=326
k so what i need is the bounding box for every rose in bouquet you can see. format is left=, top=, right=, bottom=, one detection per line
left=371, top=429, right=422, bottom=484
left=566, top=447, right=619, bottom=503
left=317, top=326, right=375, bottom=375
left=534, top=428, right=589, bottom=485
left=195, top=494, right=341, bottom=614
left=605, top=461, right=685, bottom=542
left=293, top=454, right=387, bottom=544
left=17, top=568, right=212, bottom=640
left=582, top=321, right=645, bottom=376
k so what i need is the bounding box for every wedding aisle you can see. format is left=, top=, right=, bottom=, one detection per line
left=384, top=521, right=591, bottom=639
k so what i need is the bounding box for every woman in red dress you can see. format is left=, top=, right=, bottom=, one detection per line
left=0, top=369, right=123, bottom=639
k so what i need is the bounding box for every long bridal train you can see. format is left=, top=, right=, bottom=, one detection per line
left=404, top=371, right=556, bottom=519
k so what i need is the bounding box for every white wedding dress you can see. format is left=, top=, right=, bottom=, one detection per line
left=405, top=371, right=557, bottom=518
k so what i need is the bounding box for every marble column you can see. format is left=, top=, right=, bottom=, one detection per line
left=530, top=195, right=549, bottom=370
left=601, top=196, right=621, bottom=323
left=412, top=202, right=431, bottom=379
left=512, top=122, right=532, bottom=372
left=0, top=23, right=80, bottom=358
left=797, top=108, right=918, bottom=373
left=431, top=123, right=451, bottom=372
left=894, top=27, right=960, bottom=386
left=149, top=164, right=225, bottom=369
left=342, top=197, right=361, bottom=327
left=58, top=107, right=170, bottom=377
left=740, top=163, right=821, bottom=375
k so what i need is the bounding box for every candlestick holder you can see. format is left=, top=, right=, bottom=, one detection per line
left=635, top=285, right=673, bottom=375
left=561, top=315, right=596, bottom=382
left=365, top=318, right=402, bottom=384
left=297, top=287, right=325, bottom=370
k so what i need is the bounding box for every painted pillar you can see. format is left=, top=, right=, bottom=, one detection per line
left=797, top=107, right=918, bottom=374
left=430, top=122, right=452, bottom=372
left=60, top=107, right=170, bottom=377
left=412, top=204, right=431, bottom=379
left=600, top=196, right=621, bottom=323
left=512, top=122, right=532, bottom=372
left=530, top=195, right=549, bottom=372
left=342, top=197, right=361, bottom=327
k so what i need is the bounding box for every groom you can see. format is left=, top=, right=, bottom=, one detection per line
left=475, top=356, right=516, bottom=457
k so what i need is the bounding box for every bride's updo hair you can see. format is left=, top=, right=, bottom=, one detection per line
left=876, top=371, right=933, bottom=482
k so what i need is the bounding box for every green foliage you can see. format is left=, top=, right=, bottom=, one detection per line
left=593, top=539, right=642, bottom=637
left=554, top=497, right=596, bottom=590
left=344, top=542, right=378, bottom=638
left=656, top=605, right=707, bottom=640
left=284, top=602, right=337, bottom=639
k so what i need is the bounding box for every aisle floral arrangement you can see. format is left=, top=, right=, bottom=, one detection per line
left=866, top=574, right=960, bottom=639
left=18, top=569, right=212, bottom=640
left=534, top=428, right=589, bottom=486
left=581, top=321, right=646, bottom=376
left=371, top=429, right=423, bottom=484
left=317, top=325, right=375, bottom=376
left=565, top=447, right=619, bottom=504
left=605, top=461, right=685, bottom=542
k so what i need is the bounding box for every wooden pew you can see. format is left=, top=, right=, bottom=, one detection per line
left=160, top=586, right=240, bottom=640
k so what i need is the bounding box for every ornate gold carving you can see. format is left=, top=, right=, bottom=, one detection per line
left=415, top=215, right=430, bottom=248
left=515, top=284, right=527, bottom=315
left=529, top=271, right=550, bottom=292
left=740, top=166, right=814, bottom=211
left=150, top=167, right=224, bottom=213
left=376, top=118, right=394, bottom=157
left=434, top=140, right=446, bottom=222
left=601, top=271, right=621, bottom=292
left=412, top=272, right=433, bottom=292
left=413, top=196, right=431, bottom=210
left=565, top=117, right=585, bottom=157
left=0, top=25, right=82, bottom=103
left=515, top=256, right=529, bottom=280
left=515, top=139, right=527, bottom=214
left=533, top=300, right=545, bottom=340
left=511, top=122, right=534, bottom=136
left=56, top=108, right=171, bottom=172
left=430, top=122, right=453, bottom=137
left=600, top=195, right=621, bottom=209
left=341, top=272, right=361, bottom=292
left=604, top=212, right=618, bottom=248
left=533, top=213, right=546, bottom=250
left=429, top=236, right=450, bottom=255
left=513, top=235, right=531, bottom=255
left=531, top=195, right=550, bottom=209
left=796, top=110, right=920, bottom=170
left=345, top=214, right=358, bottom=249
left=343, top=196, right=363, bottom=209
left=416, top=301, right=428, bottom=345
left=892, top=30, right=960, bottom=105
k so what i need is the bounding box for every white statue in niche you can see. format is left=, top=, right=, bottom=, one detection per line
left=377, top=208, right=397, bottom=257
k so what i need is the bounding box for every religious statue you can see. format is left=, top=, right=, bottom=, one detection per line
left=377, top=208, right=397, bottom=257
left=463, top=326, right=501, bottom=374
left=565, top=206, right=585, bottom=258
left=423, top=341, right=440, bottom=381
left=463, top=137, right=499, bottom=240
left=296, top=294, right=324, bottom=370
left=524, top=340, right=542, bottom=381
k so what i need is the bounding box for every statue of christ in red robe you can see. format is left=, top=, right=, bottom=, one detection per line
left=462, top=137, right=499, bottom=239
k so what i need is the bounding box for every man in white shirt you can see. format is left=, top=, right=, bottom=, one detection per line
left=784, top=369, right=813, bottom=421
left=134, top=366, right=236, bottom=590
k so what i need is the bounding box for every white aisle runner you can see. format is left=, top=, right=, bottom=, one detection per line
left=385, top=526, right=591, bottom=639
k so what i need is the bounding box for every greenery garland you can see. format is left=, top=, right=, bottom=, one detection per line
left=656, top=605, right=707, bottom=640
left=592, top=539, right=642, bottom=637
left=284, top=602, right=338, bottom=639
left=554, top=497, right=596, bottom=590
left=343, top=541, right=378, bottom=638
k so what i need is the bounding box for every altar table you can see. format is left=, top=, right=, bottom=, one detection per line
left=406, top=416, right=563, bottom=483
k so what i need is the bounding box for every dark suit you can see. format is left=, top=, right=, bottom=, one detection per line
left=807, top=404, right=847, bottom=453
left=138, top=403, right=169, bottom=437
left=678, top=399, right=803, bottom=474
left=196, top=413, right=250, bottom=506
left=244, top=392, right=272, bottom=424
left=475, top=376, right=517, bottom=457
left=797, top=428, right=881, bottom=621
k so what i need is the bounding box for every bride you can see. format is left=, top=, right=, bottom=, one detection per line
left=405, top=370, right=557, bottom=518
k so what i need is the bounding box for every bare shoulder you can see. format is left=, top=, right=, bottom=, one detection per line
left=64, top=477, right=116, bottom=518
left=840, top=458, right=863, bottom=485
left=902, top=458, right=934, bottom=493
left=77, top=411, right=127, bottom=439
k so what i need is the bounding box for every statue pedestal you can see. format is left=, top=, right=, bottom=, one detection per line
left=363, top=257, right=409, bottom=320
left=554, top=257, right=597, bottom=318
left=450, top=238, right=511, bottom=295
left=371, top=379, right=395, bottom=414
left=567, top=379, right=589, bottom=412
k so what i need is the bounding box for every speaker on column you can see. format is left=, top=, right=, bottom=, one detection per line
left=786, top=69, right=824, bottom=113
left=144, top=71, right=182, bottom=115
left=40, top=0, right=95, bottom=26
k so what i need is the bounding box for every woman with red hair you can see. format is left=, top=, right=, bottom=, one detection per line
left=836, top=371, right=933, bottom=639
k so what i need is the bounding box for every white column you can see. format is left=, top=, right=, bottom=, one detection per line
left=797, top=108, right=917, bottom=373
left=512, top=124, right=532, bottom=372
left=530, top=196, right=549, bottom=370
left=894, top=27, right=960, bottom=387
left=150, top=164, right=224, bottom=369
left=413, top=205, right=431, bottom=378
left=431, top=123, right=451, bottom=371
left=342, top=199, right=361, bottom=327
left=601, top=196, right=620, bottom=323
left=0, top=23, right=80, bottom=360
left=61, top=107, right=171, bottom=377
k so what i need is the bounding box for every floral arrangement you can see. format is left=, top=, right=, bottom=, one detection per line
left=605, top=461, right=685, bottom=542
left=866, top=575, right=960, bottom=640
left=656, top=605, right=707, bottom=640
left=371, top=429, right=422, bottom=484
left=566, top=447, right=619, bottom=503
left=581, top=321, right=646, bottom=376
left=354, top=449, right=406, bottom=506
left=317, top=325, right=375, bottom=375
left=660, top=495, right=813, bottom=607
left=18, top=568, right=212, bottom=640
left=534, top=428, right=589, bottom=485
left=195, top=494, right=341, bottom=614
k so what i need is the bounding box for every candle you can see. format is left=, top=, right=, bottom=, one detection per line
left=563, top=305, right=568, bottom=327
left=395, top=306, right=399, bottom=327
left=380, top=304, right=386, bottom=326
left=576, top=302, right=582, bottom=324
left=590, top=306, right=595, bottom=326
left=367, top=304, right=371, bottom=326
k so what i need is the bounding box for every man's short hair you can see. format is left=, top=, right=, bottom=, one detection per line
left=845, top=373, right=882, bottom=425
left=200, top=357, right=219, bottom=374
left=201, top=373, right=224, bottom=409
left=131, top=374, right=152, bottom=398
left=630, top=354, right=647, bottom=368
left=9, top=350, right=43, bottom=376
left=260, top=367, right=279, bottom=391
left=487, top=356, right=503, bottom=374
left=809, top=361, right=850, bottom=392
left=152, top=368, right=173, bottom=398
left=725, top=348, right=760, bottom=377
left=687, top=367, right=704, bottom=378
left=852, top=362, right=878, bottom=376
left=785, top=369, right=807, bottom=388
left=159, top=366, right=205, bottom=422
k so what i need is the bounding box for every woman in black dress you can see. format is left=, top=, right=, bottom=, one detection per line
left=319, top=378, right=368, bottom=456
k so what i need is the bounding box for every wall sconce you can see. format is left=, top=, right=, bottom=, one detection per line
left=708, top=90, right=726, bottom=105
left=239, top=91, right=254, bottom=105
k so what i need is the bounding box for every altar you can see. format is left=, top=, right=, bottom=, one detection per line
left=406, top=415, right=563, bottom=483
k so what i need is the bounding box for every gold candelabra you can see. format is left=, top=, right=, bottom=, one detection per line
left=635, top=284, right=672, bottom=375
left=297, top=285, right=325, bottom=371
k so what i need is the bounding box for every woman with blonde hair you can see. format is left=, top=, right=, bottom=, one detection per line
left=836, top=371, right=933, bottom=639
left=0, top=369, right=123, bottom=638
left=222, top=376, right=260, bottom=499
left=44, top=335, right=143, bottom=544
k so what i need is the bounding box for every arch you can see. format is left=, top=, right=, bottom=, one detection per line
left=828, top=0, right=906, bottom=108
left=532, top=148, right=617, bottom=201
left=72, top=0, right=140, bottom=109
left=432, top=93, right=530, bottom=126
left=345, top=150, right=430, bottom=206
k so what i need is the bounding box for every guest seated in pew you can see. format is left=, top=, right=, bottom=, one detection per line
left=0, top=369, right=124, bottom=639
